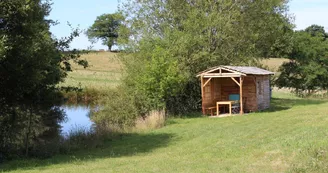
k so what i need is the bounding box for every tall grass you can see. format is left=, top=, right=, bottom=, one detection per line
left=60, top=125, right=105, bottom=153
left=63, top=88, right=112, bottom=105
left=133, top=110, right=166, bottom=132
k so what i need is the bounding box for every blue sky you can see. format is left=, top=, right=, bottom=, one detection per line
left=49, top=0, right=120, bottom=50
left=49, top=0, right=328, bottom=50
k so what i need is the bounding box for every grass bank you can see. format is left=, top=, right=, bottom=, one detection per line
left=2, top=92, right=328, bottom=172
left=59, top=52, right=122, bottom=104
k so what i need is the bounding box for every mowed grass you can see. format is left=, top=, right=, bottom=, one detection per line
left=2, top=92, right=328, bottom=173
left=60, top=52, right=122, bottom=90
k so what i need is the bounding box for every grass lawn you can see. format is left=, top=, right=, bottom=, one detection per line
left=2, top=92, right=328, bottom=173
left=59, top=52, right=122, bottom=91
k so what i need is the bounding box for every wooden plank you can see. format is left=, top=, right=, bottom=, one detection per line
left=252, top=76, right=256, bottom=84
left=220, top=66, right=246, bottom=75
left=230, top=77, right=240, bottom=87
left=204, top=73, right=243, bottom=78
left=200, top=67, right=222, bottom=75
left=229, top=102, right=232, bottom=115
left=203, top=77, right=212, bottom=87
left=211, top=78, right=214, bottom=104
left=240, top=76, right=244, bottom=114
left=196, top=67, right=222, bottom=77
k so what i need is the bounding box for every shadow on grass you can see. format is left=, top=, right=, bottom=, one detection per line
left=263, top=97, right=327, bottom=112
left=0, top=132, right=174, bottom=172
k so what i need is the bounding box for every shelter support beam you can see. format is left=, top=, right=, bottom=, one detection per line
left=230, top=77, right=240, bottom=87
left=240, top=77, right=244, bottom=114
left=201, top=76, right=205, bottom=115
left=203, top=78, right=212, bottom=87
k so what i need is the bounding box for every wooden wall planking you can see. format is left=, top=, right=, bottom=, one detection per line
left=201, top=75, right=270, bottom=112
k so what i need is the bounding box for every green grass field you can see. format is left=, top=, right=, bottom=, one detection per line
left=59, top=52, right=122, bottom=91
left=4, top=55, right=324, bottom=172
left=2, top=92, right=328, bottom=173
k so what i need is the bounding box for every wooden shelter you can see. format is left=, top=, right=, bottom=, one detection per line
left=197, top=66, right=274, bottom=115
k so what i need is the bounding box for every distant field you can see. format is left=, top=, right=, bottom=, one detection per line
left=60, top=53, right=288, bottom=91
left=261, top=58, right=288, bottom=72
left=60, top=52, right=122, bottom=91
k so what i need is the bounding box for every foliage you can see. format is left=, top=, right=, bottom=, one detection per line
left=0, top=0, right=87, bottom=160
left=305, top=24, right=328, bottom=39
left=275, top=25, right=328, bottom=96
left=91, top=87, right=139, bottom=130
left=86, top=13, right=125, bottom=51
left=116, top=0, right=293, bottom=115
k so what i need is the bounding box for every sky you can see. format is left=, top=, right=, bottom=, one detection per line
left=49, top=0, right=328, bottom=50
left=49, top=0, right=120, bottom=50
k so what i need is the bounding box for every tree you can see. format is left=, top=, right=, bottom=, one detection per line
left=114, top=0, right=293, bottom=115
left=276, top=25, right=328, bottom=95
left=86, top=13, right=124, bottom=51
left=305, top=24, right=328, bottom=39
left=0, top=0, right=87, bottom=159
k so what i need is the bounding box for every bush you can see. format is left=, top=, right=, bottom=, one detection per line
left=91, top=87, right=140, bottom=131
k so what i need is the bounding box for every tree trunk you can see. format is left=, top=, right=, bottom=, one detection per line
left=107, top=38, right=114, bottom=52
left=25, top=108, right=32, bottom=157
left=107, top=44, right=113, bottom=52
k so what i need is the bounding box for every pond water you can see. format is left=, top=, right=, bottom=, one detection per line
left=60, top=106, right=93, bottom=135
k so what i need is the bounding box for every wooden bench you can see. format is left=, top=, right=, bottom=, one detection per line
left=205, top=106, right=218, bottom=116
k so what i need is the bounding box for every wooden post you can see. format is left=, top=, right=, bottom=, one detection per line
left=240, top=76, right=244, bottom=114
left=210, top=78, right=214, bottom=104
left=201, top=75, right=205, bottom=115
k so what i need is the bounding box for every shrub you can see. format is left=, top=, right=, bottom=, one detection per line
left=91, top=87, right=140, bottom=131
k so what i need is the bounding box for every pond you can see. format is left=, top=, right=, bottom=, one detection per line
left=60, top=106, right=94, bottom=135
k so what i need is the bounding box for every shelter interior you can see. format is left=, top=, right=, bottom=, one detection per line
left=199, top=66, right=272, bottom=116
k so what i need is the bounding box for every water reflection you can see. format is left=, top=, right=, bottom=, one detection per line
left=61, top=106, right=93, bottom=135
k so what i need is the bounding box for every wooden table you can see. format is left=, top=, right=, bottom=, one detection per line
left=216, top=101, right=234, bottom=116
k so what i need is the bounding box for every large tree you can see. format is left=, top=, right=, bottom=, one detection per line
left=0, top=0, right=87, bottom=159
left=86, top=13, right=124, bottom=51
left=276, top=25, right=328, bottom=95
left=115, top=0, right=293, bottom=114
left=305, top=24, right=328, bottom=39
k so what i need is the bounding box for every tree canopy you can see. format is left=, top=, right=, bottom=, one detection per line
left=305, top=24, right=328, bottom=39
left=276, top=25, right=328, bottom=95
left=108, top=0, right=293, bottom=116
left=0, top=0, right=87, bottom=159
left=86, top=13, right=124, bottom=51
